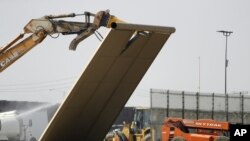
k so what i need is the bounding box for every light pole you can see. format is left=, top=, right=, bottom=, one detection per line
left=217, top=30, right=233, bottom=121
left=217, top=30, right=233, bottom=94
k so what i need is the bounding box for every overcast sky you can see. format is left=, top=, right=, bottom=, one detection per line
left=0, top=0, right=250, bottom=106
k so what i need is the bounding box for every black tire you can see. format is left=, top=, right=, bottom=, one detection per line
left=144, top=133, right=152, bottom=141
left=171, top=136, right=186, bottom=141
left=214, top=136, right=230, bottom=141
left=104, top=132, right=115, bottom=141
left=116, top=131, right=128, bottom=141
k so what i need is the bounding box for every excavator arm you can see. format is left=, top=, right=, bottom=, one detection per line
left=0, top=10, right=122, bottom=72
left=0, top=31, right=46, bottom=72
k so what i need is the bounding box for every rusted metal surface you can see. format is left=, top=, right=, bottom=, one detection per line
left=24, top=19, right=92, bottom=34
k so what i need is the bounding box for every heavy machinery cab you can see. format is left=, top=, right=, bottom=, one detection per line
left=133, top=108, right=151, bottom=131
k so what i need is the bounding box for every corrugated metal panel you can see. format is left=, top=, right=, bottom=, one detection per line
left=39, top=24, right=175, bottom=141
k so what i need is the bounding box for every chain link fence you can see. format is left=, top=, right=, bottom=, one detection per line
left=150, top=89, right=250, bottom=140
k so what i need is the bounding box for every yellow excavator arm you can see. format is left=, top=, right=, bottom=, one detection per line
left=0, top=10, right=123, bottom=72
left=0, top=31, right=46, bottom=72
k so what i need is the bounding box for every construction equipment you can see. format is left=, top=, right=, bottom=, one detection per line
left=1, top=9, right=176, bottom=141
left=105, top=108, right=152, bottom=141
left=162, top=118, right=230, bottom=141
left=106, top=124, right=152, bottom=141
left=0, top=10, right=122, bottom=72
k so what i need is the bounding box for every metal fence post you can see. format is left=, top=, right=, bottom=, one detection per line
left=196, top=92, right=199, bottom=120
left=226, top=93, right=229, bottom=121
left=167, top=90, right=169, bottom=117
left=150, top=88, right=153, bottom=109
left=212, top=93, right=214, bottom=119
left=182, top=91, right=185, bottom=119
left=241, top=93, right=244, bottom=124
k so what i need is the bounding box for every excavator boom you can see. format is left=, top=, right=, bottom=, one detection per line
left=0, top=31, right=46, bottom=72
left=0, top=10, right=120, bottom=72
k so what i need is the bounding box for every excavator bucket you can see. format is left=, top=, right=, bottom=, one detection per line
left=39, top=23, right=175, bottom=141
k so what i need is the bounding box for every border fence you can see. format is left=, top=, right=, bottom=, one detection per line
left=150, top=88, right=250, bottom=140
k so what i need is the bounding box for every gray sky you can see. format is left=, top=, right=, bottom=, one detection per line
left=0, top=0, right=250, bottom=106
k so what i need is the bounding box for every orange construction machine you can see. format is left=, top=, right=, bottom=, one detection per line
left=162, top=118, right=230, bottom=141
